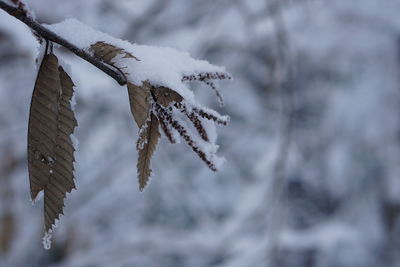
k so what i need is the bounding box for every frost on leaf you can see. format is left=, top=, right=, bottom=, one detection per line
left=28, top=52, right=77, bottom=249
left=136, top=113, right=160, bottom=191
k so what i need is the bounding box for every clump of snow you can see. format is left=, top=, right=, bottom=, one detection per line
left=70, top=132, right=79, bottom=151
left=34, top=43, right=47, bottom=70
left=42, top=219, right=59, bottom=250
left=46, top=18, right=229, bottom=102
left=42, top=230, right=52, bottom=250
left=136, top=118, right=151, bottom=150
left=46, top=18, right=231, bottom=172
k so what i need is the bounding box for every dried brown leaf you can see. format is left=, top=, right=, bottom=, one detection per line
left=28, top=53, right=77, bottom=234
left=127, top=81, right=151, bottom=129
left=28, top=53, right=60, bottom=201
left=136, top=113, right=160, bottom=191
left=44, top=66, right=77, bottom=231
left=90, top=41, right=139, bottom=66
left=151, top=86, right=183, bottom=107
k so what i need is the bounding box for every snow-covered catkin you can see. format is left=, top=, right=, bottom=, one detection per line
left=156, top=108, right=176, bottom=144
left=181, top=72, right=230, bottom=106
left=181, top=71, right=232, bottom=82
left=174, top=102, right=229, bottom=126
left=174, top=103, right=209, bottom=142
left=186, top=112, right=209, bottom=142
left=155, top=103, right=217, bottom=171
left=203, top=80, right=224, bottom=106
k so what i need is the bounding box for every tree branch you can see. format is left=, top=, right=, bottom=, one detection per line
left=0, top=1, right=127, bottom=85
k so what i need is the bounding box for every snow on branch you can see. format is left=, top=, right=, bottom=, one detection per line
left=45, top=18, right=232, bottom=183
left=46, top=18, right=232, bottom=101
left=0, top=2, right=232, bottom=250
left=0, top=0, right=127, bottom=85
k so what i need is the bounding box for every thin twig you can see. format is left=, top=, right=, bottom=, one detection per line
left=0, top=0, right=127, bottom=85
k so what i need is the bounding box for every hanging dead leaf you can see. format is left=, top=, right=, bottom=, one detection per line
left=28, top=53, right=61, bottom=201
left=43, top=66, right=77, bottom=232
left=127, top=81, right=151, bottom=129
left=28, top=52, right=77, bottom=239
left=136, top=113, right=160, bottom=191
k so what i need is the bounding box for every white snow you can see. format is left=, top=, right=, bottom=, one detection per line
left=45, top=18, right=231, bottom=172
left=4, top=0, right=17, bottom=8
left=46, top=18, right=229, bottom=102
left=42, top=230, right=52, bottom=250
left=42, top=219, right=60, bottom=250
left=136, top=118, right=151, bottom=150
left=2, top=0, right=400, bottom=266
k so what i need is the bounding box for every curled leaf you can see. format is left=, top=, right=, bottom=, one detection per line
left=127, top=81, right=151, bottom=129
left=90, top=41, right=139, bottom=66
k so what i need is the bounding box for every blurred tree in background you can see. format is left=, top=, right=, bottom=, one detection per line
left=0, top=0, right=399, bottom=266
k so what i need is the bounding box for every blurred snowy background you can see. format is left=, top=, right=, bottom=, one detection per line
left=1, top=0, right=400, bottom=266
